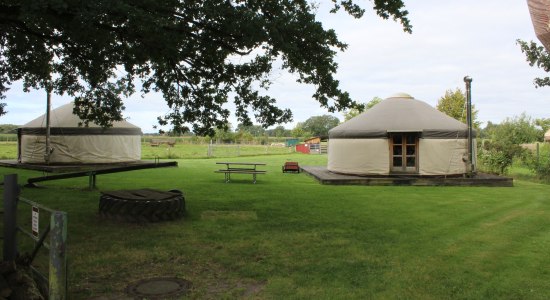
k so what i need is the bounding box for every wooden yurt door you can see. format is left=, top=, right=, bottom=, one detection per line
left=390, top=133, right=418, bottom=173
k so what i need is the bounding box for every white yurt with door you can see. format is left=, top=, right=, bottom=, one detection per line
left=18, top=102, right=142, bottom=164
left=328, top=93, right=475, bottom=176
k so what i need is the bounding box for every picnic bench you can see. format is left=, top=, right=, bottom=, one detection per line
left=215, top=162, right=266, bottom=183
left=282, top=161, right=300, bottom=173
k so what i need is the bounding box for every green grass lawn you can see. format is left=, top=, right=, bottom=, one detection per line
left=0, top=141, right=18, bottom=159
left=1, top=149, right=550, bottom=299
left=141, top=143, right=293, bottom=159
left=0, top=141, right=294, bottom=161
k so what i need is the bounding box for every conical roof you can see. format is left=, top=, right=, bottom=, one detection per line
left=329, top=94, right=469, bottom=139
left=22, top=102, right=140, bottom=129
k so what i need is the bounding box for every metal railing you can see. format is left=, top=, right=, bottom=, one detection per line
left=3, top=174, right=67, bottom=299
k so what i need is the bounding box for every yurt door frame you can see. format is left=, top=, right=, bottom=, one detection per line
left=389, top=133, right=419, bottom=173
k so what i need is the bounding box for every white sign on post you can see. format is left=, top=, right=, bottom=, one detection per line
left=32, top=206, right=39, bottom=238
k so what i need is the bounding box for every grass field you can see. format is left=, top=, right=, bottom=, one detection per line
left=0, top=141, right=294, bottom=160
left=142, top=143, right=294, bottom=159
left=1, top=144, right=550, bottom=299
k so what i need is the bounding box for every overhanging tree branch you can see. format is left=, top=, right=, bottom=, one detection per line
left=0, top=0, right=412, bottom=135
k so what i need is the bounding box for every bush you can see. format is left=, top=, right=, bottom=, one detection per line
left=478, top=140, right=523, bottom=175
left=525, top=143, right=550, bottom=178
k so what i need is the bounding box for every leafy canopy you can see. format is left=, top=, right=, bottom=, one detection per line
left=291, top=123, right=311, bottom=139
left=517, top=39, right=550, bottom=88
left=485, top=113, right=541, bottom=144
left=343, top=96, right=382, bottom=121
left=535, top=118, right=550, bottom=135
left=301, top=114, right=340, bottom=137
left=436, top=88, right=480, bottom=129
left=236, top=124, right=265, bottom=137
left=479, top=113, right=540, bottom=175
left=0, top=0, right=411, bottom=136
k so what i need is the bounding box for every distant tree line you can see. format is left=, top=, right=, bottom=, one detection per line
left=0, top=124, right=18, bottom=134
left=209, top=114, right=340, bottom=144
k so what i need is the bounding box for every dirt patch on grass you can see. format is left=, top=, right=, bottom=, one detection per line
left=204, top=279, right=266, bottom=299
left=241, top=281, right=266, bottom=297
left=480, top=210, right=527, bottom=228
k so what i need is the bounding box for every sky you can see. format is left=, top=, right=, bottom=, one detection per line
left=2, top=0, right=549, bottom=133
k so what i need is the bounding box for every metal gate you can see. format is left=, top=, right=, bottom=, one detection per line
left=3, top=174, right=67, bottom=299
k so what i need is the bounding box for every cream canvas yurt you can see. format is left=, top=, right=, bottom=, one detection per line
left=328, top=93, right=475, bottom=176
left=18, top=102, right=142, bottom=164
left=545, top=129, right=550, bottom=142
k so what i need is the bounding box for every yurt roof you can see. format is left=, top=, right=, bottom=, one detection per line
left=329, top=93, right=470, bottom=139
left=22, top=102, right=140, bottom=129
left=20, top=102, right=142, bottom=135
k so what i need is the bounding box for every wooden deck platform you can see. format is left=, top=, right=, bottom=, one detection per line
left=300, top=166, right=513, bottom=187
left=0, top=160, right=178, bottom=188
left=0, top=160, right=178, bottom=173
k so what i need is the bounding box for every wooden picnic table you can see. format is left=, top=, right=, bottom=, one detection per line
left=215, top=162, right=267, bottom=183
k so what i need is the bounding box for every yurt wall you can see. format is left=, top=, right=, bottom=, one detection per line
left=327, top=138, right=390, bottom=175
left=418, top=139, right=471, bottom=175
left=19, top=102, right=142, bottom=164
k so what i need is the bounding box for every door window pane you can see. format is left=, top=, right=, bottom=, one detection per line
left=393, top=145, right=402, bottom=155
left=406, top=145, right=415, bottom=155
left=406, top=135, right=416, bottom=144
left=393, top=157, right=402, bottom=167
left=393, top=135, right=402, bottom=144
left=407, top=157, right=415, bottom=167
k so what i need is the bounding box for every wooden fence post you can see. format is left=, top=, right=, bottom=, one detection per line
left=49, top=211, right=68, bottom=299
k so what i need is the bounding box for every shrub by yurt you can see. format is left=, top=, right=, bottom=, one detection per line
left=18, top=102, right=142, bottom=164
left=328, top=93, right=475, bottom=176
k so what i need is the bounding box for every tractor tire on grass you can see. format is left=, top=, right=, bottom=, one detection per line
left=99, top=189, right=185, bottom=222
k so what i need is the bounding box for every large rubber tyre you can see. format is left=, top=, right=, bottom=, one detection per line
left=99, top=189, right=185, bottom=222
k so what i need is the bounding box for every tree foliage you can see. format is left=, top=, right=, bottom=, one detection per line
left=487, top=113, right=540, bottom=144
left=291, top=123, right=311, bottom=139
left=478, top=113, right=539, bottom=175
left=0, top=124, right=18, bottom=133
left=0, top=0, right=411, bottom=136
left=236, top=124, right=265, bottom=137
left=525, top=143, right=550, bottom=179
left=479, top=140, right=520, bottom=175
left=301, top=114, right=340, bottom=137
left=343, top=96, right=382, bottom=121
left=436, top=88, right=480, bottom=129
left=517, top=40, right=550, bottom=87
left=270, top=125, right=290, bottom=138
left=535, top=118, right=550, bottom=137
left=214, top=125, right=235, bottom=143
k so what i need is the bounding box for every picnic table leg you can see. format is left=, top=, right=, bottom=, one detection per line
left=253, top=173, right=256, bottom=184
left=88, top=172, right=97, bottom=189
